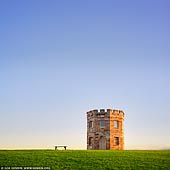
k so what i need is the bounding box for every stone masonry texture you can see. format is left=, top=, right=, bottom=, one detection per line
left=87, top=109, right=124, bottom=150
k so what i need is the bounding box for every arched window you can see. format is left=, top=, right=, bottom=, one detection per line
left=115, top=137, right=119, bottom=145
left=89, top=137, right=93, bottom=145
left=89, top=121, right=93, bottom=128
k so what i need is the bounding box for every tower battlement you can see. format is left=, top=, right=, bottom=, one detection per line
left=87, top=109, right=124, bottom=117
left=87, top=108, right=124, bottom=150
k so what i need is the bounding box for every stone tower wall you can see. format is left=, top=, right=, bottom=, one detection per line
left=87, top=109, right=124, bottom=150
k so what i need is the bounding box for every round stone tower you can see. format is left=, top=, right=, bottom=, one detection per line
left=87, top=109, right=124, bottom=150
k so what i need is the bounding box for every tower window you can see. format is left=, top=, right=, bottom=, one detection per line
left=89, top=137, right=93, bottom=146
left=114, top=120, right=119, bottom=128
left=115, top=137, right=119, bottom=145
left=89, top=121, right=93, bottom=128
left=100, top=120, right=105, bottom=127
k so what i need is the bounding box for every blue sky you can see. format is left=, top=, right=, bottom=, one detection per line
left=0, top=0, right=170, bottom=149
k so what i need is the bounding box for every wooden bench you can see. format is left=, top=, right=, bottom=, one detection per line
left=55, top=146, right=67, bottom=150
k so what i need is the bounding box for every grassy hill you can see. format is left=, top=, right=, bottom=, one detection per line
left=0, top=150, right=170, bottom=170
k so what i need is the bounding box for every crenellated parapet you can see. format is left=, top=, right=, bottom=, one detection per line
left=87, top=109, right=124, bottom=118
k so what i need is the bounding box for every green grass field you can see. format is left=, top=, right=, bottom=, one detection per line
left=0, top=150, right=170, bottom=170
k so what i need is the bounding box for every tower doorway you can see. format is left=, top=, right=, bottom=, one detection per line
left=99, top=137, right=106, bottom=150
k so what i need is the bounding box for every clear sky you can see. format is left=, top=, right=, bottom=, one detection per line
left=0, top=0, right=170, bottom=149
